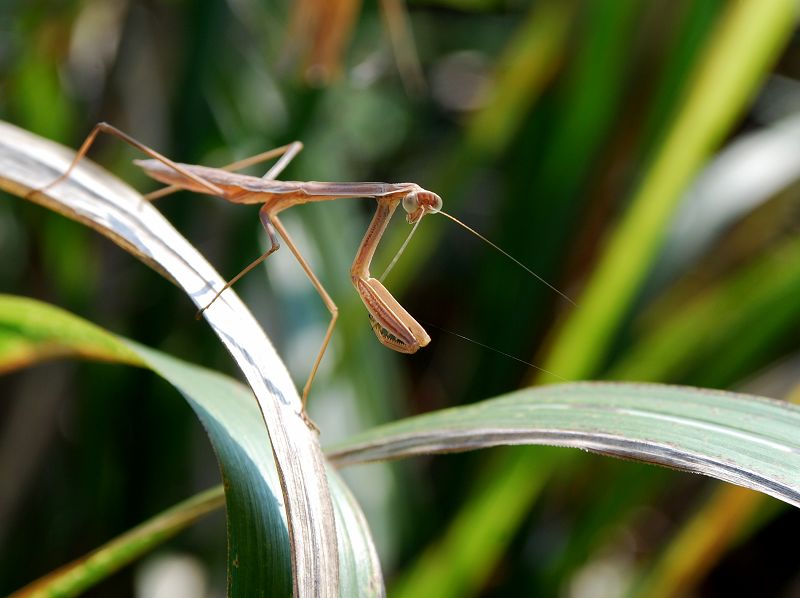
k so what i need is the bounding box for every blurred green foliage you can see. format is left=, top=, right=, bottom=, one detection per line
left=2, top=0, right=800, bottom=595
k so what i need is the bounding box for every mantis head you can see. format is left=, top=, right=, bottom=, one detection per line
left=402, top=188, right=442, bottom=224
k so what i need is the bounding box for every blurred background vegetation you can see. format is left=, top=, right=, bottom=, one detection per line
left=2, top=0, right=800, bottom=596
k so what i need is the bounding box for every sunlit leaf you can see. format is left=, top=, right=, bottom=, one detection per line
left=330, top=382, right=800, bottom=508
left=0, top=294, right=384, bottom=597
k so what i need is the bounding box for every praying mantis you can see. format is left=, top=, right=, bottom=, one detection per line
left=30, top=122, right=572, bottom=408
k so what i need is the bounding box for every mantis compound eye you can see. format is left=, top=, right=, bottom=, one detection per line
left=402, top=192, right=419, bottom=214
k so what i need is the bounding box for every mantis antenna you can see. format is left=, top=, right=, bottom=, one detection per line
left=438, top=210, right=576, bottom=306
left=380, top=208, right=576, bottom=307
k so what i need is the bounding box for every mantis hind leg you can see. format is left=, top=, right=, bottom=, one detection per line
left=27, top=121, right=224, bottom=201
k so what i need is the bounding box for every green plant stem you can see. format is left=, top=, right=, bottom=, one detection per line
left=10, top=486, right=225, bottom=598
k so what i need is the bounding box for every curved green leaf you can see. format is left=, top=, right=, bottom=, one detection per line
left=0, top=294, right=143, bottom=372
left=0, top=294, right=384, bottom=596
left=329, top=383, right=800, bottom=508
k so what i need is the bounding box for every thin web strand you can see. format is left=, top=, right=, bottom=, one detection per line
left=438, top=210, right=576, bottom=306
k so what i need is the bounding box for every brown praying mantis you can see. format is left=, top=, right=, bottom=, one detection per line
left=29, top=123, right=572, bottom=408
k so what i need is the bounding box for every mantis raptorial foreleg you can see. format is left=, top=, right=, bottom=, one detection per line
left=351, top=198, right=429, bottom=352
